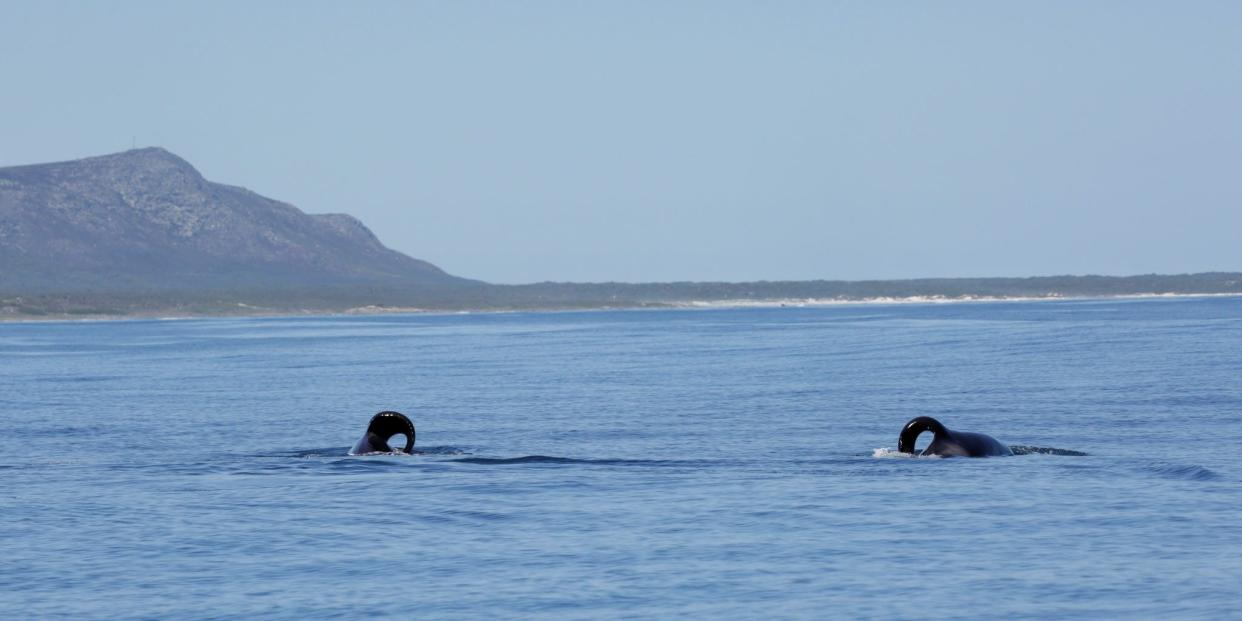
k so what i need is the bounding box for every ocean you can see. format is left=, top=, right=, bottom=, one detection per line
left=2, top=296, right=1240, bottom=620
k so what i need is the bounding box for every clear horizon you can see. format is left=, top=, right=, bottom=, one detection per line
left=3, top=1, right=1240, bottom=284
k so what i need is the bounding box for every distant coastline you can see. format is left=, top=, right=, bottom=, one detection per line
left=6, top=150, right=1240, bottom=323
left=4, top=282, right=1240, bottom=323
left=668, top=291, right=1242, bottom=309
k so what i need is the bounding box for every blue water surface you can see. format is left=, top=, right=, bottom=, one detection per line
left=2, top=297, right=1240, bottom=620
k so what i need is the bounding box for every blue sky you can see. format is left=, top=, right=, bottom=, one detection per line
left=2, top=1, right=1240, bottom=283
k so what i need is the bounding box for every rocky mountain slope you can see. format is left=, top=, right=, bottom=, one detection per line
left=0, top=148, right=468, bottom=292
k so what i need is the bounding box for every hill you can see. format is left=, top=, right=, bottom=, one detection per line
left=0, top=148, right=469, bottom=292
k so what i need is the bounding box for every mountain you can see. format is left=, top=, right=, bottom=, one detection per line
left=0, top=148, right=469, bottom=292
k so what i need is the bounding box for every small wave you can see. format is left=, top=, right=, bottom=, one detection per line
left=873, top=446, right=1087, bottom=458
left=1009, top=445, right=1090, bottom=456
left=287, top=447, right=353, bottom=458
left=320, top=458, right=411, bottom=472
left=449, top=455, right=709, bottom=467
left=33, top=375, right=119, bottom=384
left=872, top=447, right=934, bottom=459
left=417, top=446, right=469, bottom=456
left=1142, top=463, right=1220, bottom=481
left=452, top=455, right=579, bottom=465
left=287, top=445, right=468, bottom=458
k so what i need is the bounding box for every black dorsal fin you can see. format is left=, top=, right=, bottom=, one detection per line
left=898, top=416, right=948, bottom=454
left=365, top=411, right=416, bottom=453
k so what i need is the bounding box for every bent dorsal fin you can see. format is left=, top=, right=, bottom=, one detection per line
left=898, top=416, right=948, bottom=454
left=363, top=410, right=416, bottom=453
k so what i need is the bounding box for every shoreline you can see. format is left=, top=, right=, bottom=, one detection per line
left=3, top=291, right=1240, bottom=325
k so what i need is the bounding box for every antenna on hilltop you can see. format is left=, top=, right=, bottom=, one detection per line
left=131, top=136, right=136, bottom=150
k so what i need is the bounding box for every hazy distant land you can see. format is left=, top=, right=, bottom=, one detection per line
left=4, top=274, right=1242, bottom=321
left=3, top=149, right=1240, bottom=320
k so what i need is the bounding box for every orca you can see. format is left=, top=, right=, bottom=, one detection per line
left=898, top=416, right=1012, bottom=457
left=350, top=411, right=415, bottom=455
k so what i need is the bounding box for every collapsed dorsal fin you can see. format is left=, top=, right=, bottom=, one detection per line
left=353, top=410, right=415, bottom=454
left=898, top=416, right=948, bottom=454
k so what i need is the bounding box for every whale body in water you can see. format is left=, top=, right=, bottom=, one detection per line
left=898, top=416, right=1012, bottom=457
left=350, top=411, right=415, bottom=455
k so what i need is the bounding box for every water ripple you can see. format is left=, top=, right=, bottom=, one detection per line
left=1141, top=462, right=1221, bottom=481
